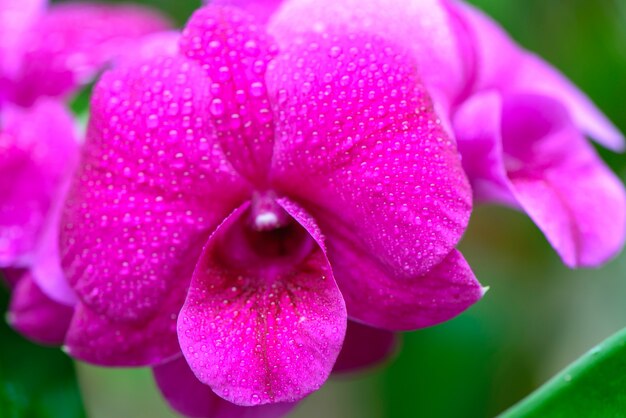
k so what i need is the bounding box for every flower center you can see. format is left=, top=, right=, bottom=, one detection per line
left=249, top=191, right=290, bottom=232
left=215, top=192, right=314, bottom=277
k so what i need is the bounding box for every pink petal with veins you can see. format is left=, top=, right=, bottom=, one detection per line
left=178, top=200, right=346, bottom=405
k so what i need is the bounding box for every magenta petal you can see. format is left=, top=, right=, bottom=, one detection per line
left=8, top=273, right=73, bottom=346
left=455, top=89, right=626, bottom=267
left=61, top=54, right=250, bottom=324
left=453, top=2, right=624, bottom=150
left=267, top=30, right=472, bottom=277
left=178, top=201, right=347, bottom=406
left=269, top=0, right=468, bottom=111
left=30, top=177, right=77, bottom=306
left=453, top=91, right=518, bottom=206
left=0, top=98, right=77, bottom=267
left=322, top=213, right=482, bottom=331
left=318, top=212, right=481, bottom=330
left=179, top=6, right=278, bottom=181
left=333, top=321, right=397, bottom=373
left=502, top=94, right=626, bottom=267
left=63, top=299, right=179, bottom=366
left=511, top=54, right=624, bottom=151
left=154, top=356, right=296, bottom=418
left=12, top=2, right=171, bottom=105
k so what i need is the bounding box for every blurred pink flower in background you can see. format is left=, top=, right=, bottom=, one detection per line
left=448, top=1, right=626, bottom=267
left=59, top=4, right=483, bottom=416
left=0, top=0, right=171, bottom=343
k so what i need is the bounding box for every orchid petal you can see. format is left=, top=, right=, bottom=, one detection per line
left=0, top=98, right=77, bottom=267
left=452, top=1, right=624, bottom=150
left=12, top=2, right=171, bottom=105
left=266, top=30, right=472, bottom=278
left=63, top=299, right=179, bottom=366
left=8, top=272, right=72, bottom=345
left=60, top=54, right=251, bottom=326
left=502, top=94, right=626, bottom=267
left=154, top=356, right=295, bottom=418
left=30, top=176, right=77, bottom=306
left=320, top=213, right=482, bottom=330
left=178, top=200, right=347, bottom=405
left=179, top=6, right=278, bottom=181
left=455, top=90, right=626, bottom=267
left=333, top=321, right=397, bottom=373
left=453, top=91, right=518, bottom=206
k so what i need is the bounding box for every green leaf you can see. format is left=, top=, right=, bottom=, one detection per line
left=0, top=283, right=86, bottom=418
left=500, top=327, right=626, bottom=418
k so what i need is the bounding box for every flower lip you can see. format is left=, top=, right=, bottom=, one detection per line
left=216, top=193, right=315, bottom=278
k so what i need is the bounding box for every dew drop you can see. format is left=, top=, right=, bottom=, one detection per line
left=210, top=98, right=225, bottom=116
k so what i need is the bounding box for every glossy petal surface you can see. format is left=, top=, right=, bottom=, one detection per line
left=154, top=356, right=295, bottom=418
left=503, top=94, right=626, bottom=267
left=453, top=91, right=517, bottom=206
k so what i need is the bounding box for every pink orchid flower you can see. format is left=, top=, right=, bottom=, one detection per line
left=59, top=4, right=483, bottom=416
left=447, top=1, right=626, bottom=267
left=0, top=0, right=171, bottom=343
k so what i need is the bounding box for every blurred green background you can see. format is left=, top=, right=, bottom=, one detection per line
left=2, top=0, right=626, bottom=417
